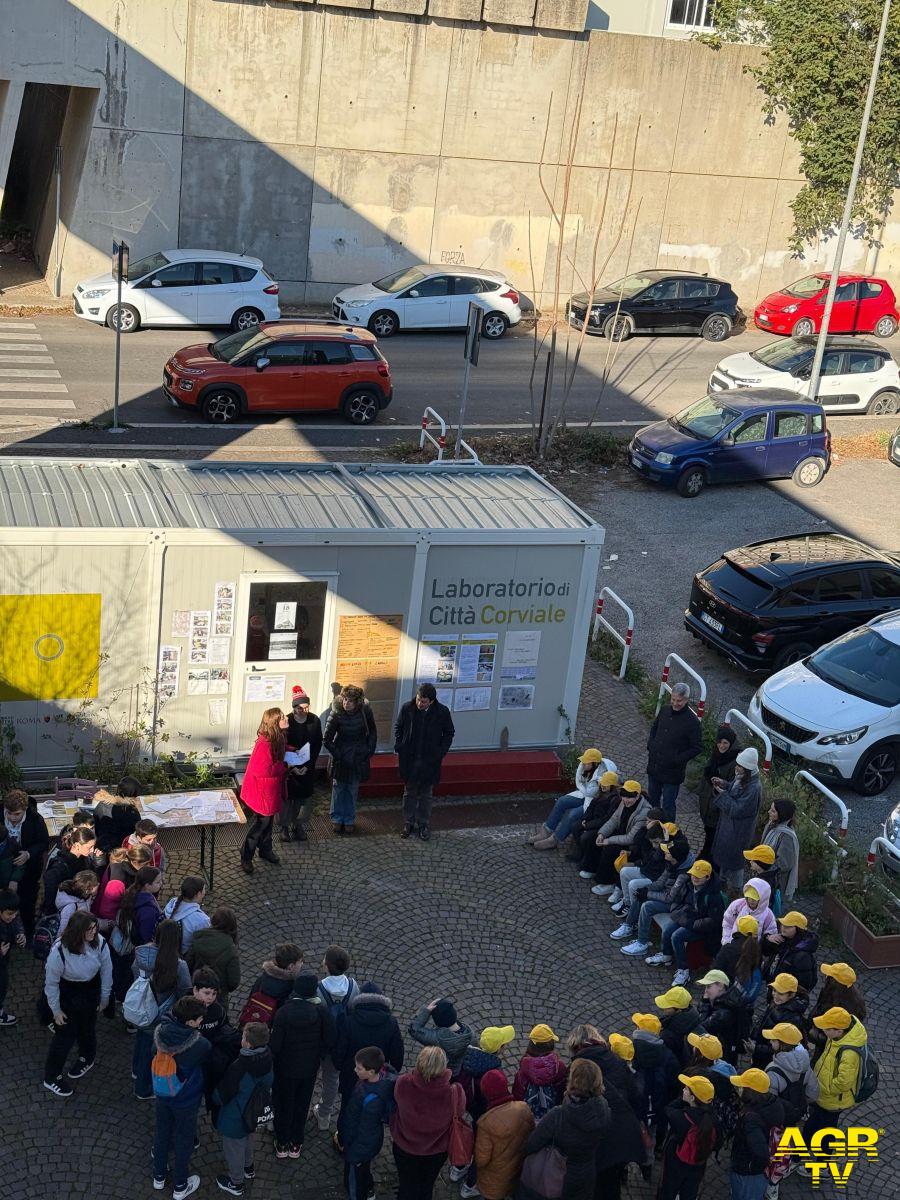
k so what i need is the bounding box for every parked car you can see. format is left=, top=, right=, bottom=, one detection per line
left=754, top=273, right=898, bottom=338
left=74, top=250, right=280, bottom=333
left=331, top=266, right=521, bottom=339
left=710, top=336, right=900, bottom=416
left=882, top=802, right=900, bottom=872
left=685, top=532, right=900, bottom=673
left=628, top=391, right=829, bottom=497
left=164, top=321, right=392, bottom=425
left=566, top=270, right=741, bottom=342
left=890, top=423, right=900, bottom=467
left=749, top=610, right=900, bottom=795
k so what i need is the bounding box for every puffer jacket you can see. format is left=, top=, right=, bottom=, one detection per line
left=731, top=1096, right=785, bottom=1176
left=596, top=797, right=652, bottom=846
left=722, top=879, right=777, bottom=943
left=698, top=984, right=750, bottom=1062
left=647, top=858, right=692, bottom=907
left=751, top=990, right=810, bottom=1067
left=670, top=875, right=726, bottom=952
left=659, top=1006, right=705, bottom=1065
left=336, top=990, right=405, bottom=1098
left=631, top=1030, right=681, bottom=1125
left=512, top=1051, right=568, bottom=1108
left=324, top=699, right=378, bottom=783
left=762, top=930, right=819, bottom=993
left=813, top=1016, right=868, bottom=1111
left=474, top=1096, right=535, bottom=1200
left=153, top=1013, right=212, bottom=1108
left=520, top=1093, right=610, bottom=1200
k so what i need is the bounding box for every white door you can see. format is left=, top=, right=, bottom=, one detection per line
left=139, top=261, right=200, bottom=325
left=197, top=261, right=242, bottom=326
left=401, top=274, right=452, bottom=328
left=228, top=573, right=336, bottom=754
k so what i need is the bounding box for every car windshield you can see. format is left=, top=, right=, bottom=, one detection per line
left=783, top=275, right=825, bottom=299
left=806, top=626, right=900, bottom=707
left=750, top=339, right=814, bottom=372
left=373, top=267, right=427, bottom=293
left=128, top=252, right=170, bottom=280
left=603, top=272, right=660, bottom=298
left=210, top=328, right=271, bottom=363
left=670, top=397, right=740, bottom=439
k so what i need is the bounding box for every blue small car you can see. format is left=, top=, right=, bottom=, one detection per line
left=628, top=388, right=830, bottom=498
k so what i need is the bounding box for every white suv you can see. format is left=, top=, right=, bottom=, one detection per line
left=749, top=610, right=900, bottom=795
left=74, top=249, right=281, bottom=333
left=710, top=336, right=900, bottom=416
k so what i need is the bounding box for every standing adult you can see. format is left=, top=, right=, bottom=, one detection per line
left=711, top=750, right=763, bottom=894
left=323, top=685, right=378, bottom=836
left=390, top=1045, right=465, bottom=1200
left=519, top=1058, right=610, bottom=1200
left=761, top=801, right=800, bottom=905
left=646, top=684, right=702, bottom=820
left=280, top=686, right=323, bottom=844
left=239, top=708, right=288, bottom=875
left=2, top=789, right=49, bottom=941
left=394, top=683, right=456, bottom=842
left=697, top=726, right=738, bottom=862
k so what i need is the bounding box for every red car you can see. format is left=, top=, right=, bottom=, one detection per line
left=754, top=273, right=898, bottom=338
left=164, top=321, right=392, bottom=424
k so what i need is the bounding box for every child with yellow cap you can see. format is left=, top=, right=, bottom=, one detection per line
left=511, top=1024, right=567, bottom=1119
left=721, top=879, right=777, bottom=945
left=589, top=783, right=651, bottom=898
left=529, top=748, right=618, bottom=850
left=572, top=777, right=634, bottom=876
left=658, top=1073, right=719, bottom=1200
left=749, top=973, right=809, bottom=1069
left=761, top=910, right=819, bottom=992
left=809, top=963, right=866, bottom=1052
left=630, top=1012, right=681, bottom=1149
left=805, top=1006, right=869, bottom=1144
left=653, top=987, right=705, bottom=1065
left=742, top=843, right=781, bottom=914
left=565, top=1024, right=639, bottom=1113
left=460, top=1025, right=516, bottom=1122
left=728, top=1069, right=785, bottom=1200
left=762, top=1022, right=819, bottom=1125
left=710, top=915, right=763, bottom=1004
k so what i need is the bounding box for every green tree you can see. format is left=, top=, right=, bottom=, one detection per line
left=703, top=2, right=900, bottom=251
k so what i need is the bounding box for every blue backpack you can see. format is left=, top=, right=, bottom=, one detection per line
left=318, top=978, right=359, bottom=1031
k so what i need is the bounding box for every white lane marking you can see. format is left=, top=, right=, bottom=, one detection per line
left=0, top=332, right=43, bottom=342
left=0, top=322, right=37, bottom=329
left=0, top=397, right=76, bottom=409
left=0, top=368, right=62, bottom=378
left=0, top=343, right=49, bottom=351
left=0, top=355, right=53, bottom=364
left=0, top=382, right=69, bottom=391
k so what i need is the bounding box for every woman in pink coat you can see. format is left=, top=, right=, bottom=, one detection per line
left=240, top=707, right=288, bottom=874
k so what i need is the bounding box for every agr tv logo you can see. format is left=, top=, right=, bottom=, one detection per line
left=775, top=1126, right=880, bottom=1186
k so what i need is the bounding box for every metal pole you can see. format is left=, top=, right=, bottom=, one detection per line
left=807, top=0, right=892, bottom=403
left=112, top=242, right=123, bottom=433
left=455, top=352, right=472, bottom=461
left=53, top=146, right=61, bottom=299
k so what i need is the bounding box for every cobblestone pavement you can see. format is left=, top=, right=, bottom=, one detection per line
left=3, top=657, right=895, bottom=1200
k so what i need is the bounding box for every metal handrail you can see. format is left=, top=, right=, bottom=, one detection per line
left=420, top=407, right=447, bottom=461
left=592, top=587, right=635, bottom=680
left=724, top=708, right=773, bottom=775
left=457, top=438, right=481, bottom=464
left=656, top=653, right=707, bottom=719
left=867, top=836, right=899, bottom=869
left=793, top=770, right=850, bottom=882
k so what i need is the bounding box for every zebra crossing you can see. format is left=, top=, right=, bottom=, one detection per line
left=0, top=321, right=74, bottom=413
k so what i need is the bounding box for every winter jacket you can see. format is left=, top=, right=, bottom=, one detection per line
left=572, top=1043, right=640, bottom=1119
left=632, top=1030, right=681, bottom=1125
left=247, top=960, right=298, bottom=1011
left=698, top=985, right=750, bottom=1062
left=626, top=824, right=667, bottom=878
left=409, top=1005, right=473, bottom=1074
left=122, top=832, right=167, bottom=874
left=163, top=897, right=211, bottom=954
left=596, top=797, right=652, bottom=846
left=670, top=875, right=726, bottom=952
left=54, top=887, right=92, bottom=936
left=0, top=911, right=23, bottom=948
left=751, top=991, right=810, bottom=1065
left=187, top=926, right=241, bottom=1003
left=659, top=1006, right=705, bottom=1065
left=324, top=699, right=378, bottom=784
left=521, top=1093, right=610, bottom=1200
left=697, top=727, right=738, bottom=829
left=240, top=735, right=286, bottom=817
left=813, top=1016, right=868, bottom=1111
left=132, top=892, right=163, bottom=946
left=285, top=711, right=323, bottom=800
left=336, top=990, right=405, bottom=1097
left=474, top=1096, right=535, bottom=1200
left=93, top=798, right=141, bottom=852
left=593, top=1080, right=646, bottom=1172
left=762, top=930, right=819, bottom=993
left=269, top=994, right=336, bottom=1078
left=0, top=838, right=24, bottom=889
left=766, top=1045, right=819, bottom=1121
left=731, top=1096, right=785, bottom=1176
left=711, top=773, right=763, bottom=871
left=721, top=880, right=777, bottom=944
left=2, top=806, right=48, bottom=883
left=512, top=1051, right=568, bottom=1108
left=390, top=1067, right=464, bottom=1156
left=44, top=937, right=113, bottom=1013
left=132, top=943, right=193, bottom=1000
left=394, top=698, right=456, bottom=786
left=92, top=859, right=139, bottom=923
left=41, top=848, right=91, bottom=915
left=647, top=853, right=692, bottom=906
left=214, top=1046, right=274, bottom=1139
left=342, top=1068, right=398, bottom=1164
left=646, top=704, right=703, bottom=786
left=761, top=822, right=800, bottom=902
left=153, top=1013, right=212, bottom=1109
left=662, top=1099, right=719, bottom=1174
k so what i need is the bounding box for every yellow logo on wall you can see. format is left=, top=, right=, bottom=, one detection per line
left=0, top=594, right=101, bottom=701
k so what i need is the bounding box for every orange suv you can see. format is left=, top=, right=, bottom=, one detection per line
left=164, top=321, right=393, bottom=424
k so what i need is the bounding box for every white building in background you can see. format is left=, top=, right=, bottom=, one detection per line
left=587, top=0, right=715, bottom=36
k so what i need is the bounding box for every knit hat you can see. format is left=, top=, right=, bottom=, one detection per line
left=687, top=859, right=713, bottom=879
left=736, top=916, right=759, bottom=936
left=479, top=1068, right=511, bottom=1105
left=730, top=1068, right=770, bottom=1094
left=679, top=1073, right=714, bottom=1104
left=762, top=1022, right=804, bottom=1046
left=360, top=982, right=383, bottom=995
left=812, top=1007, right=852, bottom=1032
left=736, top=747, right=759, bottom=772
left=777, top=911, right=808, bottom=930
left=687, top=1032, right=723, bottom=1061
left=579, top=748, right=603, bottom=764
left=291, top=685, right=310, bottom=707
left=715, top=724, right=737, bottom=746
left=743, top=884, right=760, bottom=902
left=695, top=969, right=730, bottom=988
left=599, top=771, right=619, bottom=788
left=631, top=1012, right=661, bottom=1034
left=820, top=962, right=857, bottom=987
left=293, top=971, right=318, bottom=998
left=529, top=1023, right=557, bottom=1044
left=743, top=844, right=776, bottom=865
left=609, top=1034, right=634, bottom=1062
left=480, top=1025, right=515, bottom=1054
left=622, top=780, right=642, bottom=795
left=655, top=987, right=692, bottom=1011
left=432, top=999, right=458, bottom=1028
left=772, top=973, right=799, bottom=995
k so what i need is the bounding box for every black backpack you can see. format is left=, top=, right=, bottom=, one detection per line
left=242, top=1080, right=272, bottom=1134
left=769, top=1065, right=808, bottom=1125
left=836, top=1043, right=879, bottom=1105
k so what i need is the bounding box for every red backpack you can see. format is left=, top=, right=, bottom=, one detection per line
left=676, top=1110, right=718, bottom=1166
left=239, top=989, right=278, bottom=1027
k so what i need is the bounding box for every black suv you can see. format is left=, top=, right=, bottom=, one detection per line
left=566, top=270, right=741, bottom=343
left=685, top=533, right=900, bottom=673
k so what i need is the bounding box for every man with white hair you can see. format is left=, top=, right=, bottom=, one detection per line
left=645, top=682, right=702, bottom=820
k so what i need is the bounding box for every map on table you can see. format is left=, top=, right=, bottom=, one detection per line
left=37, top=788, right=244, bottom=835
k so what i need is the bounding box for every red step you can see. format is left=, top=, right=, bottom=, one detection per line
left=358, top=750, right=565, bottom=799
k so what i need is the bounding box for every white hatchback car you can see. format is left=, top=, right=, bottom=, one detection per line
left=749, top=610, right=900, bottom=795
left=74, top=249, right=281, bottom=333
left=332, top=265, right=522, bottom=339
left=710, top=336, right=900, bottom=416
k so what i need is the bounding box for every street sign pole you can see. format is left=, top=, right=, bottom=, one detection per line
left=110, top=239, right=129, bottom=434
left=455, top=301, right=482, bottom=460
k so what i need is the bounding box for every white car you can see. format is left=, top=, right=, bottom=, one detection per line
left=749, top=610, right=900, bottom=796
left=332, top=265, right=522, bottom=339
left=74, top=249, right=281, bottom=334
left=710, top=336, right=900, bottom=416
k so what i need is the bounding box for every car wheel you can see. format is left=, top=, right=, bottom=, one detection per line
left=701, top=313, right=732, bottom=342
left=603, top=314, right=633, bottom=342
left=792, top=456, right=825, bottom=487
left=201, top=389, right=242, bottom=424
left=874, top=315, right=898, bottom=338
left=482, top=311, right=509, bottom=340
left=792, top=317, right=815, bottom=337
left=105, top=304, right=140, bottom=333
left=867, top=389, right=900, bottom=416
left=231, top=307, right=262, bottom=332
left=368, top=310, right=399, bottom=338
left=771, top=641, right=814, bottom=671
left=852, top=743, right=898, bottom=796
left=341, top=389, right=379, bottom=426
left=676, top=467, right=706, bottom=498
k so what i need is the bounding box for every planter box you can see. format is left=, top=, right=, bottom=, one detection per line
left=822, top=892, right=900, bottom=969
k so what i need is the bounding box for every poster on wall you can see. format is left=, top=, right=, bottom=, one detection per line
left=189, top=611, right=211, bottom=663
left=208, top=667, right=230, bottom=695
left=187, top=668, right=209, bottom=696
left=208, top=698, right=227, bottom=726
left=274, top=601, right=297, bottom=631
left=502, top=630, right=541, bottom=669
left=456, top=635, right=497, bottom=685
left=244, top=674, right=286, bottom=703
left=157, top=645, right=180, bottom=702
left=498, top=684, right=534, bottom=711
left=268, top=632, right=298, bottom=661
left=501, top=665, right=536, bottom=681
left=417, top=637, right=459, bottom=685
left=454, top=686, right=492, bottom=712
left=214, top=583, right=235, bottom=637
left=171, top=610, right=191, bottom=639
left=207, top=637, right=231, bottom=666
left=436, top=687, right=454, bottom=707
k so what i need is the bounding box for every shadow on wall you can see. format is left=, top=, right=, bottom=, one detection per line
left=584, top=3, right=610, bottom=30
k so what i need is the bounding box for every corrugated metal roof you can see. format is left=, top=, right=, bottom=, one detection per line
left=0, top=459, right=596, bottom=534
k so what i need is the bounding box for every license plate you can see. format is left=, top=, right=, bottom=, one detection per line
left=700, top=611, right=724, bottom=635
left=631, top=453, right=642, bottom=468
left=770, top=733, right=790, bottom=753
left=758, top=313, right=770, bottom=323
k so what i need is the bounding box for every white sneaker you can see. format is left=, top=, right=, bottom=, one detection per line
left=578, top=871, right=594, bottom=880
left=610, top=899, right=626, bottom=914
left=313, top=1102, right=331, bottom=1131
left=460, top=1184, right=481, bottom=1199
left=591, top=884, right=615, bottom=897
left=606, top=888, right=623, bottom=905
left=610, top=923, right=635, bottom=940
left=621, top=941, right=651, bottom=956
left=645, top=952, right=672, bottom=966
left=449, top=1165, right=467, bottom=1183
left=672, top=968, right=691, bottom=986
left=173, top=1178, right=200, bottom=1200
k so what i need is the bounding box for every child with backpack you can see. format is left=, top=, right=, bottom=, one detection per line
left=750, top=974, right=809, bottom=1068
left=341, top=1046, right=398, bottom=1200
left=314, top=944, right=359, bottom=1131
left=0, top=890, right=25, bottom=1026
left=163, top=876, right=211, bottom=954
left=805, top=1008, right=874, bottom=1145
left=728, top=1070, right=785, bottom=1200
left=54, top=870, right=100, bottom=938
left=762, top=1023, right=820, bottom=1200
left=193, top=967, right=241, bottom=1119
left=512, top=1024, right=567, bottom=1119
left=152, top=995, right=212, bottom=1200
left=239, top=942, right=304, bottom=1028
left=213, top=1021, right=274, bottom=1197
left=658, top=1074, right=719, bottom=1200
left=270, top=971, right=336, bottom=1158
left=129, top=919, right=192, bottom=1100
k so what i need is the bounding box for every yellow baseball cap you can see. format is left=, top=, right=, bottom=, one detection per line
left=820, top=963, right=857, bottom=987
left=743, top=844, right=776, bottom=865
left=599, top=771, right=620, bottom=788
left=772, top=973, right=799, bottom=995
left=687, top=1032, right=723, bottom=1061
left=655, top=987, right=692, bottom=1011
left=730, top=1068, right=771, bottom=1094
left=695, top=969, right=729, bottom=988
left=662, top=822, right=679, bottom=837
left=762, top=1022, right=804, bottom=1046
left=480, top=1025, right=515, bottom=1053
left=678, top=1073, right=714, bottom=1104
left=812, top=1007, right=852, bottom=1032
left=736, top=916, right=759, bottom=936
left=529, top=1023, right=558, bottom=1043
left=743, top=884, right=760, bottom=902
left=579, top=748, right=603, bottom=764
left=609, top=1034, right=635, bottom=1062
left=631, top=1012, right=661, bottom=1034
left=622, top=780, right=642, bottom=795
left=687, top=859, right=712, bottom=879
left=777, top=911, right=808, bottom=930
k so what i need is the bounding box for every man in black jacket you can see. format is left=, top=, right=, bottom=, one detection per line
left=646, top=683, right=702, bottom=820
left=393, top=683, right=455, bottom=842
left=2, top=790, right=49, bottom=940
left=269, top=972, right=336, bottom=1158
left=280, top=687, right=324, bottom=843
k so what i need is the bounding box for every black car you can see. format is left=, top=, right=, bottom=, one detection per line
left=566, top=269, right=741, bottom=343
left=685, top=532, right=900, bottom=673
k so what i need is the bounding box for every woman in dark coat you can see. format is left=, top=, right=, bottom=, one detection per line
left=711, top=749, right=763, bottom=893
left=2, top=789, right=50, bottom=939
left=519, top=1058, right=610, bottom=1200
left=280, top=686, right=323, bottom=843
left=697, top=726, right=738, bottom=861
left=323, top=685, right=377, bottom=835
